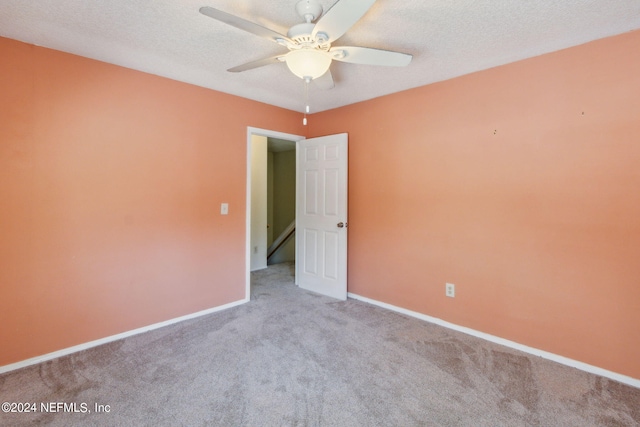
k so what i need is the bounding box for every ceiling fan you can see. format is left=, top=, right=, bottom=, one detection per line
left=199, top=0, right=412, bottom=89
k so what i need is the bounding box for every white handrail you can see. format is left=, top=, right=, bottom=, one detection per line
left=267, top=220, right=295, bottom=260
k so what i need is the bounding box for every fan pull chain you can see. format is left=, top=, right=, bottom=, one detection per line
left=303, top=77, right=311, bottom=126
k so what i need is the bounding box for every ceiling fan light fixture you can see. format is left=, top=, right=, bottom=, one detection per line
left=285, top=49, right=332, bottom=80
left=200, top=1, right=412, bottom=88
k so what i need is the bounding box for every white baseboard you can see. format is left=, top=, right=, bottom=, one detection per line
left=0, top=298, right=249, bottom=375
left=347, top=292, right=640, bottom=389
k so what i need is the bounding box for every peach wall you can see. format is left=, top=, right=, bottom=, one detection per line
left=308, top=30, right=640, bottom=379
left=0, top=37, right=304, bottom=366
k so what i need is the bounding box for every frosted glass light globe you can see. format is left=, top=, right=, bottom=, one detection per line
left=285, top=49, right=331, bottom=80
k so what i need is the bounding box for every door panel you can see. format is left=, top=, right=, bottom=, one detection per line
left=296, top=133, right=348, bottom=300
left=303, top=229, right=318, bottom=275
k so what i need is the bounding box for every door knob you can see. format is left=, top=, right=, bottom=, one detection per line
left=337, top=222, right=346, bottom=228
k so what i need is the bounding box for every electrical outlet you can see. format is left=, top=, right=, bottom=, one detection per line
left=446, top=283, right=455, bottom=298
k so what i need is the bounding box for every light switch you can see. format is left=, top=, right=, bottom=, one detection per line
left=220, top=203, right=229, bottom=215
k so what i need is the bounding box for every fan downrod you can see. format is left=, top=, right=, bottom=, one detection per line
left=295, top=0, right=323, bottom=23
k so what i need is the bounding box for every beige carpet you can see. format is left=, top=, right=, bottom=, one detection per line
left=1, top=262, right=638, bottom=426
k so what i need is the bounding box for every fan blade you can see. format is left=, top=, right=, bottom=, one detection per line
left=312, top=0, right=376, bottom=43
left=199, top=6, right=295, bottom=47
left=313, top=70, right=335, bottom=90
left=227, top=55, right=286, bottom=73
left=330, top=46, right=412, bottom=66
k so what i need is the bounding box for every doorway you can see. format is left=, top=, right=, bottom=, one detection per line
left=245, top=127, right=304, bottom=300
left=246, top=128, right=349, bottom=301
left=266, top=138, right=297, bottom=266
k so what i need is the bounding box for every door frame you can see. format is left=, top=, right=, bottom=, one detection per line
left=245, top=127, right=305, bottom=301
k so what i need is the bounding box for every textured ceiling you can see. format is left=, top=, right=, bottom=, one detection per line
left=1, top=0, right=639, bottom=113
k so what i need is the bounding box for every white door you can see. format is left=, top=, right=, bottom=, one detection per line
left=296, top=133, right=348, bottom=300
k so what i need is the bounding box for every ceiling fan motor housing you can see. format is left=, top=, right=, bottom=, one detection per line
left=287, top=23, right=330, bottom=50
